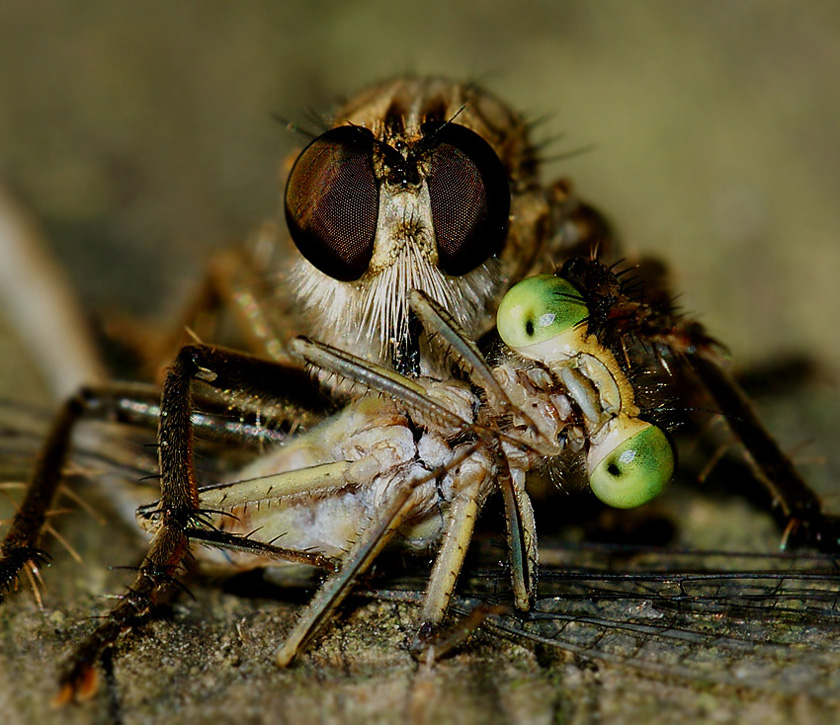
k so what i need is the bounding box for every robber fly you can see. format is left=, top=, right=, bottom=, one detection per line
left=0, top=76, right=837, bottom=701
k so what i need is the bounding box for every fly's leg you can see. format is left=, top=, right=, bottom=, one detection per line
left=647, top=301, right=840, bottom=548
left=274, top=482, right=423, bottom=667
left=174, top=231, right=297, bottom=365
left=285, top=336, right=545, bottom=662
left=0, top=396, right=79, bottom=597
left=494, top=461, right=538, bottom=612
left=273, top=448, right=489, bottom=667
left=42, top=344, right=327, bottom=700
left=0, top=354, right=325, bottom=603
left=0, top=382, right=174, bottom=600
left=687, top=351, right=840, bottom=550
left=1, top=215, right=321, bottom=601
left=416, top=460, right=487, bottom=640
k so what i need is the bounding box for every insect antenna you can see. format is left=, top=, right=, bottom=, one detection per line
left=270, top=112, right=321, bottom=140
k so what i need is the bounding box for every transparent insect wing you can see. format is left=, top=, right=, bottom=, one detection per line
left=442, top=543, right=840, bottom=699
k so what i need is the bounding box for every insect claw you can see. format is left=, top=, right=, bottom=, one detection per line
left=0, top=546, right=51, bottom=601
left=415, top=602, right=511, bottom=663
left=409, top=620, right=438, bottom=657
left=54, top=662, right=98, bottom=706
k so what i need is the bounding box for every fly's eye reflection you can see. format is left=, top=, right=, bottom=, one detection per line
left=496, top=274, right=588, bottom=352
left=423, top=122, right=511, bottom=275
left=285, top=125, right=378, bottom=281
left=588, top=421, right=675, bottom=509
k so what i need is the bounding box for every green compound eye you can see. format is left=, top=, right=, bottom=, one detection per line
left=589, top=422, right=674, bottom=509
left=497, top=275, right=588, bottom=351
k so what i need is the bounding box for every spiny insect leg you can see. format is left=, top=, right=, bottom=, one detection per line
left=417, top=463, right=486, bottom=635
left=274, top=481, right=421, bottom=667
left=55, top=520, right=190, bottom=703
left=55, top=344, right=328, bottom=700
left=0, top=396, right=77, bottom=599
left=688, top=351, right=840, bottom=550
left=0, top=383, right=163, bottom=601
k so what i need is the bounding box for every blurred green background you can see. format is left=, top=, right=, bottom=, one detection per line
left=1, top=2, right=839, bottom=722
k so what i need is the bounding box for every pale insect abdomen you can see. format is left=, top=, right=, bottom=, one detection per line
left=181, top=380, right=493, bottom=570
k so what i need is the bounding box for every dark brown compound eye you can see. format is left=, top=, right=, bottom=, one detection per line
left=424, top=123, right=511, bottom=276
left=285, top=125, right=379, bottom=281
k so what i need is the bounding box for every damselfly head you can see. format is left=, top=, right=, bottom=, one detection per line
left=496, top=271, right=675, bottom=509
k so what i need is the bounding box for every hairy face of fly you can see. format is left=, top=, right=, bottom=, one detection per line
left=283, top=78, right=527, bottom=376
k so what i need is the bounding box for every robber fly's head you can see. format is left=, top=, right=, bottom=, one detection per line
left=284, top=77, right=539, bottom=377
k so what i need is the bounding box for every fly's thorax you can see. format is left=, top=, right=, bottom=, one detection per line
left=282, top=77, right=548, bottom=378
